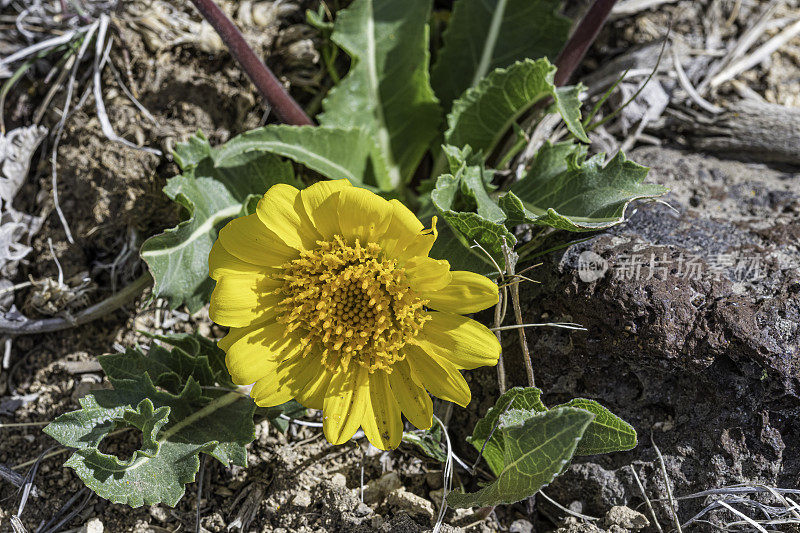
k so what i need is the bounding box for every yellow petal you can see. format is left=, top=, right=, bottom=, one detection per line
left=250, top=353, right=323, bottom=407
left=387, top=358, right=432, bottom=430
left=380, top=199, right=425, bottom=259
left=208, top=240, right=270, bottom=280
left=301, top=179, right=351, bottom=239
left=404, top=344, right=471, bottom=407
left=396, top=216, right=439, bottom=261
left=323, top=365, right=369, bottom=445
left=209, top=273, right=282, bottom=327
left=256, top=183, right=320, bottom=250
left=413, top=311, right=500, bottom=370
left=422, top=271, right=499, bottom=314
left=336, top=187, right=392, bottom=244
left=219, top=321, right=303, bottom=385
left=296, top=362, right=333, bottom=410
left=362, top=370, right=403, bottom=450
left=404, top=256, right=452, bottom=292
left=218, top=214, right=297, bottom=266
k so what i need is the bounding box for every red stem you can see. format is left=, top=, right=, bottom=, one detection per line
left=554, top=0, right=619, bottom=87
left=188, top=0, right=313, bottom=126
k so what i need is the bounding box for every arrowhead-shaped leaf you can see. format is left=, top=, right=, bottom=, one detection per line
left=44, top=334, right=256, bottom=507
left=319, top=0, right=441, bottom=187
left=447, top=407, right=593, bottom=508
left=140, top=132, right=299, bottom=312
left=556, top=399, right=638, bottom=455
left=502, top=144, right=668, bottom=232
left=431, top=0, right=570, bottom=110
left=467, top=387, right=547, bottom=476
left=213, top=125, right=392, bottom=188
left=446, top=59, right=588, bottom=156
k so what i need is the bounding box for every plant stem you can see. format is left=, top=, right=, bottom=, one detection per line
left=0, top=273, right=152, bottom=335
left=510, top=276, right=534, bottom=388
left=188, top=0, right=313, bottom=126
left=553, top=0, right=619, bottom=87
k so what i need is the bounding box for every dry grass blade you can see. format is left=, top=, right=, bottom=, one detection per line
left=630, top=464, right=663, bottom=533
left=432, top=414, right=454, bottom=533
left=677, top=484, right=800, bottom=530
left=716, top=500, right=769, bottom=533
left=539, top=490, right=600, bottom=522
left=91, top=15, right=162, bottom=156
left=0, top=28, right=87, bottom=70
left=652, top=437, right=682, bottom=533
left=611, top=0, right=678, bottom=19
left=698, top=0, right=782, bottom=94
left=710, top=16, right=800, bottom=89
left=670, top=46, right=722, bottom=114
left=37, top=487, right=93, bottom=533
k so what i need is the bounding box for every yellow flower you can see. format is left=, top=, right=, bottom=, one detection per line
left=208, top=179, right=500, bottom=450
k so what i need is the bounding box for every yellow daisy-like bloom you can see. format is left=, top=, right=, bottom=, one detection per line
left=208, top=179, right=500, bottom=450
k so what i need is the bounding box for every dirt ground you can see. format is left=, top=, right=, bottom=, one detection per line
left=1, top=0, right=799, bottom=532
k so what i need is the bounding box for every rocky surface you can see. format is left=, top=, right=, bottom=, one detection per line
left=502, top=146, right=799, bottom=526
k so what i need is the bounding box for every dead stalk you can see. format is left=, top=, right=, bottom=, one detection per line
left=188, top=0, right=313, bottom=126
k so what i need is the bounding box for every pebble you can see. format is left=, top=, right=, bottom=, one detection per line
left=79, top=518, right=104, bottom=533
left=293, top=490, right=312, bottom=508
left=148, top=505, right=169, bottom=523
left=330, top=472, right=348, bottom=489
left=510, top=518, right=534, bottom=533
left=362, top=471, right=402, bottom=504
left=386, top=488, right=434, bottom=521
left=604, top=506, right=650, bottom=530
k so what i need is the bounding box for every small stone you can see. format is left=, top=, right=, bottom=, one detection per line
left=556, top=523, right=604, bottom=533
left=330, top=472, right=348, bottom=488
left=425, top=471, right=443, bottom=489
left=428, top=488, right=444, bottom=507
left=79, top=518, right=104, bottom=533
left=568, top=501, right=584, bottom=514
left=363, top=471, right=403, bottom=504
left=386, top=488, right=434, bottom=521
left=293, top=491, right=312, bottom=508
left=510, top=518, right=534, bottom=533
left=355, top=502, right=373, bottom=516
left=604, top=506, right=650, bottom=530
left=149, top=505, right=169, bottom=523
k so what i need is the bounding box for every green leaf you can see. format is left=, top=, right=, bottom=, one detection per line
left=428, top=219, right=499, bottom=274
left=320, top=0, right=441, bottom=187
left=402, top=425, right=448, bottom=463
left=502, top=146, right=668, bottom=232
left=447, top=407, right=593, bottom=508
left=467, top=387, right=547, bottom=476
left=446, top=59, right=588, bottom=156
left=140, top=132, right=299, bottom=312
left=429, top=147, right=515, bottom=271
left=556, top=399, right=638, bottom=455
left=431, top=0, right=570, bottom=111
left=44, top=334, right=255, bottom=508
left=431, top=173, right=516, bottom=270
left=139, top=332, right=235, bottom=389
left=213, top=125, right=391, bottom=188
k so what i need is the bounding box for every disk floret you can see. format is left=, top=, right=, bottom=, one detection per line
left=277, top=235, right=429, bottom=372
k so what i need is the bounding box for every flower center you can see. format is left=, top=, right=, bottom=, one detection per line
left=276, top=236, right=429, bottom=372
